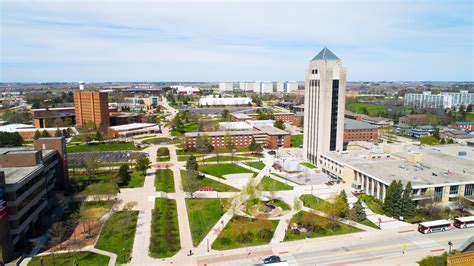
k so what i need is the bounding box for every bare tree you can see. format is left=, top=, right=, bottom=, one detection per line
left=81, top=153, right=102, bottom=184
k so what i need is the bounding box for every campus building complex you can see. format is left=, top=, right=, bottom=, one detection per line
left=319, top=143, right=474, bottom=205
left=0, top=137, right=69, bottom=263
left=343, top=118, right=380, bottom=143
left=404, top=90, right=474, bottom=109
left=303, top=48, right=346, bottom=164
left=73, top=90, right=110, bottom=129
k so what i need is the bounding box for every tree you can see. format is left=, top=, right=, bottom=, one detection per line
left=467, top=104, right=473, bottom=113
left=224, top=133, right=236, bottom=162
left=255, top=143, right=263, bottom=154
left=82, top=153, right=101, bottom=184
left=361, top=107, right=369, bottom=115
left=401, top=182, right=416, bottom=218
left=55, top=128, right=62, bottom=137
left=221, top=109, right=230, bottom=120
left=293, top=197, right=302, bottom=213
left=249, top=139, right=258, bottom=154
left=350, top=199, right=367, bottom=222
left=195, top=134, right=212, bottom=163
left=185, top=155, right=199, bottom=178
left=383, top=180, right=404, bottom=218
left=274, top=119, right=286, bottom=130
left=41, top=130, right=51, bottom=138
left=135, top=156, right=151, bottom=176
left=0, top=132, right=23, bottom=147
left=33, top=129, right=41, bottom=140
left=333, top=191, right=349, bottom=218
left=95, top=130, right=103, bottom=141
left=116, top=163, right=131, bottom=185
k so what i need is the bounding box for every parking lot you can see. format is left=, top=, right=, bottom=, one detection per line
left=68, top=151, right=148, bottom=163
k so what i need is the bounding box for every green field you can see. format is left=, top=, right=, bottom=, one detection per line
left=201, top=156, right=252, bottom=162
left=300, top=162, right=316, bottom=169
left=181, top=170, right=238, bottom=192
left=300, top=194, right=330, bottom=212
left=213, top=216, right=278, bottom=250
left=29, top=252, right=110, bottom=266
left=357, top=194, right=385, bottom=215
left=347, top=102, right=385, bottom=116
left=122, top=170, right=145, bottom=188
left=150, top=198, right=180, bottom=258
left=244, top=161, right=266, bottom=170
left=155, top=169, right=175, bottom=192
left=260, top=176, right=293, bottom=191
left=67, top=142, right=143, bottom=153
left=95, top=211, right=138, bottom=264
left=200, top=163, right=257, bottom=179
left=186, top=199, right=225, bottom=246
left=291, top=134, right=303, bottom=147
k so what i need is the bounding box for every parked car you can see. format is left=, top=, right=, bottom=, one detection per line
left=263, top=255, right=281, bottom=264
left=267, top=150, right=276, bottom=155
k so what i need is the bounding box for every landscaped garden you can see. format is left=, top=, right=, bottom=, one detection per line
left=199, top=163, right=257, bottom=179
left=300, top=162, right=316, bottom=169
left=142, top=137, right=172, bottom=144
left=67, top=142, right=143, bottom=153
left=28, top=252, right=110, bottom=266
left=186, top=198, right=225, bottom=246
left=155, top=169, right=175, bottom=192
left=356, top=194, right=385, bottom=215
left=212, top=216, right=278, bottom=250
left=201, top=155, right=253, bottom=163
left=181, top=170, right=238, bottom=192
left=259, top=176, right=293, bottom=191
left=284, top=211, right=362, bottom=241
left=150, top=198, right=180, bottom=258
left=244, top=161, right=266, bottom=170
left=156, top=147, right=170, bottom=162
left=95, top=210, right=139, bottom=264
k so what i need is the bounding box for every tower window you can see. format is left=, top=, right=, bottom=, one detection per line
left=312, top=69, right=318, bottom=74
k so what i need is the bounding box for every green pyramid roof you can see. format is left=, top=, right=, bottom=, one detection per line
left=311, top=47, right=340, bottom=61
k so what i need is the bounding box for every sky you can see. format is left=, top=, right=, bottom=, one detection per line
left=1, top=0, right=473, bottom=82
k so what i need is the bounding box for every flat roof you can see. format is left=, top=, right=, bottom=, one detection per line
left=185, top=131, right=255, bottom=137
left=254, top=125, right=289, bottom=136
left=3, top=165, right=43, bottom=184
left=109, top=123, right=157, bottom=131
left=219, top=122, right=253, bottom=130
left=231, top=113, right=252, bottom=119
left=0, top=124, right=35, bottom=132
left=321, top=144, right=474, bottom=188
left=344, top=118, right=379, bottom=130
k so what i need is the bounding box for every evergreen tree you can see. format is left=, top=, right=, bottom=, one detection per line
left=352, top=199, right=367, bottom=221
left=41, top=130, right=51, bottom=138
left=95, top=130, right=103, bottom=141
left=0, top=132, right=23, bottom=147
left=383, top=180, right=398, bottom=217
left=401, top=182, right=416, bottom=218
left=135, top=156, right=151, bottom=176
left=55, top=128, right=62, bottom=137
left=34, top=130, right=41, bottom=140
left=335, top=191, right=350, bottom=218
left=274, top=119, right=286, bottom=130
left=116, top=163, right=131, bottom=185
left=394, top=180, right=404, bottom=218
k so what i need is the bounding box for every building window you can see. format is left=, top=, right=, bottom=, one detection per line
left=465, top=184, right=473, bottom=196
left=435, top=187, right=443, bottom=199
left=312, top=69, right=318, bottom=74
left=449, top=185, right=459, bottom=195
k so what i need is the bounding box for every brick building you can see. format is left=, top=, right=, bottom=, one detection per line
left=73, top=91, right=110, bottom=129
left=31, top=107, right=76, bottom=128
left=448, top=122, right=474, bottom=131
left=343, top=118, right=380, bottom=143
left=0, top=137, right=69, bottom=263
left=399, top=114, right=431, bottom=126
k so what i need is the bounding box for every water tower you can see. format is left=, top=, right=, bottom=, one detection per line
left=78, top=81, right=85, bottom=90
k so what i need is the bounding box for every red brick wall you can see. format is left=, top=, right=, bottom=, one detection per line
left=344, top=128, right=379, bottom=142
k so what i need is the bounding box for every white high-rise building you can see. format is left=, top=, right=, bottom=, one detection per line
left=252, top=82, right=262, bottom=94
left=261, top=82, right=273, bottom=94
left=303, top=48, right=346, bottom=164
left=287, top=81, right=298, bottom=92
left=276, top=82, right=285, bottom=93
left=219, top=82, right=233, bottom=92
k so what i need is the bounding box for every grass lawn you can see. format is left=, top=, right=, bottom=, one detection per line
left=142, top=137, right=172, bottom=144
left=284, top=211, right=362, bottom=241
left=417, top=252, right=447, bottom=266
left=186, top=199, right=225, bottom=246
left=300, top=194, right=330, bottom=212
left=128, top=171, right=145, bottom=188
left=347, top=102, right=385, bottom=116
left=181, top=170, right=238, bottom=192
left=171, top=123, right=198, bottom=136
left=212, top=216, right=279, bottom=250
left=79, top=201, right=113, bottom=220
left=157, top=156, right=171, bottom=162
left=357, top=194, right=385, bottom=215
left=28, top=252, right=110, bottom=266
left=81, top=182, right=118, bottom=195
left=155, top=169, right=175, bottom=192
left=178, top=155, right=190, bottom=162
left=150, top=198, right=180, bottom=258
left=300, top=162, right=316, bottom=169
left=260, top=176, right=293, bottom=191
left=201, top=155, right=252, bottom=162
left=359, top=218, right=380, bottom=229
left=95, top=211, right=138, bottom=264
left=200, top=163, right=257, bottom=179
left=291, top=134, right=303, bottom=147
left=244, top=161, right=265, bottom=170
left=67, top=142, right=143, bottom=153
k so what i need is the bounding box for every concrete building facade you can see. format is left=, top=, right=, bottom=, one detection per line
left=303, top=48, right=346, bottom=165
left=73, top=91, right=110, bottom=129
left=0, top=137, right=68, bottom=263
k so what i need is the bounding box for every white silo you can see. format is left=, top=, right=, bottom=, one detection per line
left=78, top=81, right=85, bottom=90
